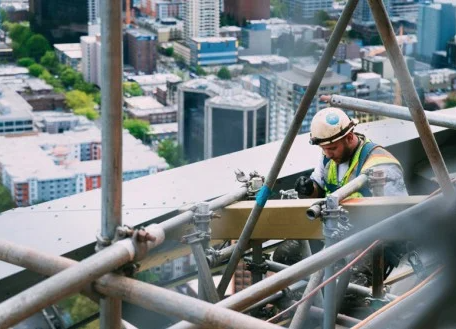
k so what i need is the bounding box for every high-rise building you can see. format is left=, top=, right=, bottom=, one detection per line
left=80, top=35, right=102, bottom=86
left=260, top=64, right=354, bottom=141
left=183, top=0, right=220, bottom=42
left=125, top=29, right=158, bottom=74
left=282, top=0, right=332, bottom=20
left=88, top=0, right=100, bottom=24
left=223, top=0, right=270, bottom=25
left=239, top=21, right=272, bottom=56
left=417, top=2, right=456, bottom=63
left=30, top=0, right=89, bottom=43
left=178, top=79, right=268, bottom=162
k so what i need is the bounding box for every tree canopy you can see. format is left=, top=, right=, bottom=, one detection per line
left=123, top=82, right=143, bottom=97
left=123, top=118, right=150, bottom=141
left=17, top=57, right=35, bottom=67
left=158, top=139, right=186, bottom=168
left=270, top=0, right=287, bottom=18
left=0, top=184, right=15, bottom=213
left=217, top=67, right=231, bottom=80
left=445, top=92, right=456, bottom=109
left=28, top=63, right=45, bottom=77
left=74, top=107, right=99, bottom=120
left=25, top=34, right=51, bottom=61
left=40, top=51, right=59, bottom=72
left=65, top=90, right=95, bottom=109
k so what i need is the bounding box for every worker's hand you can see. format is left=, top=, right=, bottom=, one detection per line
left=294, top=176, right=315, bottom=197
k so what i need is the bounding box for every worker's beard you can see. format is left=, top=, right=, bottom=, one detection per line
left=334, top=139, right=354, bottom=164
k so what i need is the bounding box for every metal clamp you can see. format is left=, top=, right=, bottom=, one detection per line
left=245, top=258, right=269, bottom=275
left=408, top=251, right=428, bottom=281
left=279, top=189, right=298, bottom=200
left=366, top=168, right=386, bottom=197
left=321, top=196, right=352, bottom=241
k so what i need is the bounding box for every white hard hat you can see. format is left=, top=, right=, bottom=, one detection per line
left=309, top=107, right=358, bottom=145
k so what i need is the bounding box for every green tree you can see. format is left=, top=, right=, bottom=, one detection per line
left=165, top=47, right=174, bottom=57
left=0, top=9, right=7, bottom=26
left=28, top=63, right=45, bottom=77
left=74, top=107, right=99, bottom=120
left=40, top=51, right=59, bottom=72
left=17, top=57, right=35, bottom=67
left=123, top=118, right=150, bottom=141
left=65, top=90, right=95, bottom=109
left=0, top=184, right=15, bottom=213
left=58, top=294, right=98, bottom=329
left=217, top=66, right=231, bottom=80
left=158, top=139, right=186, bottom=168
left=93, top=91, right=101, bottom=105
left=74, top=75, right=97, bottom=94
left=445, top=93, right=456, bottom=109
left=60, top=67, right=78, bottom=88
left=195, top=65, right=206, bottom=76
left=369, top=35, right=383, bottom=46
left=8, top=23, right=32, bottom=44
left=123, top=82, right=143, bottom=96
left=271, top=0, right=287, bottom=18
left=40, top=70, right=64, bottom=92
left=24, top=34, right=51, bottom=61
left=313, top=10, right=331, bottom=26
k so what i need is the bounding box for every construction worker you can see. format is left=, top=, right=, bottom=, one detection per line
left=274, top=107, right=408, bottom=279
left=294, top=107, right=408, bottom=198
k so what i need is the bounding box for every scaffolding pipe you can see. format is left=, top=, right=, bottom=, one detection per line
left=217, top=0, right=360, bottom=298
left=100, top=0, right=123, bottom=325
left=0, top=186, right=248, bottom=328
left=0, top=241, right=283, bottom=329
left=263, top=259, right=397, bottom=300
left=289, top=269, right=324, bottom=329
left=322, top=94, right=456, bottom=130
left=160, top=186, right=248, bottom=234
left=168, top=194, right=450, bottom=329
left=368, top=0, right=456, bottom=198
left=307, top=174, right=368, bottom=220
left=0, top=234, right=162, bottom=329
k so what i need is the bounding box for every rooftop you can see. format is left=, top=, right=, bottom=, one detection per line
left=54, top=43, right=81, bottom=52
left=129, top=73, right=182, bottom=86
left=220, top=26, right=242, bottom=32
left=278, top=66, right=350, bottom=87
left=191, top=37, right=237, bottom=43
left=238, top=55, right=289, bottom=65
left=0, top=65, right=28, bottom=77
left=124, top=96, right=165, bottom=111
left=150, top=122, right=178, bottom=134
left=0, top=128, right=167, bottom=182
left=0, top=87, right=33, bottom=122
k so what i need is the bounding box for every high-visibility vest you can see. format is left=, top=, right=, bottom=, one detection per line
left=322, top=136, right=401, bottom=197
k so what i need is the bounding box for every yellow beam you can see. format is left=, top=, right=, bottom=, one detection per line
left=211, top=196, right=426, bottom=240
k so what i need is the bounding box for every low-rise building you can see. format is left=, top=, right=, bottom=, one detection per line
left=54, top=43, right=82, bottom=71
left=219, top=26, right=242, bottom=39
left=189, top=37, right=238, bottom=67
left=128, top=73, right=182, bottom=99
left=238, top=55, right=289, bottom=71
left=173, top=41, right=191, bottom=66
left=149, top=122, right=178, bottom=143
left=0, top=128, right=167, bottom=206
left=33, top=111, right=95, bottom=134
left=137, top=17, right=183, bottom=43
left=0, top=87, right=34, bottom=136
left=124, top=96, right=178, bottom=124
left=414, top=68, right=456, bottom=93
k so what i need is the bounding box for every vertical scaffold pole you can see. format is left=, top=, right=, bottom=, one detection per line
left=100, top=0, right=123, bottom=327
left=368, top=0, right=455, bottom=198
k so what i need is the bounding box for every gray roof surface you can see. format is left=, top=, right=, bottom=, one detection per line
left=0, top=112, right=454, bottom=279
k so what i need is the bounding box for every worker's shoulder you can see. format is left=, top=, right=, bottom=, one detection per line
left=368, top=144, right=396, bottom=158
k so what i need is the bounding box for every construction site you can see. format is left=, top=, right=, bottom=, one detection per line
left=1, top=0, right=456, bottom=328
